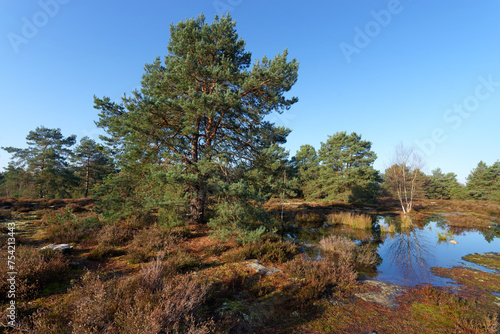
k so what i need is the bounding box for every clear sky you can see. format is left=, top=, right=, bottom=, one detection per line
left=1, top=0, right=499, bottom=183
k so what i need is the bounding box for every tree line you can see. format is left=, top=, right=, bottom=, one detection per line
left=1, top=14, right=498, bottom=238
left=2, top=125, right=498, bottom=204
left=1, top=127, right=114, bottom=199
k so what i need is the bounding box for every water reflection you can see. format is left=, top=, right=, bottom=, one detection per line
left=384, top=228, right=434, bottom=285
left=286, top=213, right=500, bottom=287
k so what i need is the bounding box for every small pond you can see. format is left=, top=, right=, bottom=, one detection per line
left=292, top=214, right=500, bottom=287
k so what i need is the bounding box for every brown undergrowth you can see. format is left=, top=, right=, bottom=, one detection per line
left=1, top=197, right=499, bottom=333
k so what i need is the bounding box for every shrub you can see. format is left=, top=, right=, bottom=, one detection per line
left=166, top=251, right=202, bottom=273
left=97, top=223, right=134, bottom=247
left=0, top=246, right=69, bottom=302
left=222, top=240, right=297, bottom=264
left=203, top=243, right=230, bottom=257
left=283, top=255, right=357, bottom=301
left=87, top=244, right=124, bottom=261
left=31, top=270, right=213, bottom=334
left=127, top=225, right=181, bottom=263
left=319, top=235, right=356, bottom=261
left=42, top=208, right=102, bottom=244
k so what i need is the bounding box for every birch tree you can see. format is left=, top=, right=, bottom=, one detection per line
left=384, top=144, right=423, bottom=214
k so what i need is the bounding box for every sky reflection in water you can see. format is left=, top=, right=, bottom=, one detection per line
left=372, top=216, right=500, bottom=287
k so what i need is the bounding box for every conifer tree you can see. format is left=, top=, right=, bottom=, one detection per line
left=94, top=14, right=299, bottom=223
left=304, top=132, right=380, bottom=203
left=2, top=127, right=76, bottom=198
left=72, top=136, right=115, bottom=197
left=425, top=168, right=462, bottom=200
left=466, top=161, right=500, bottom=201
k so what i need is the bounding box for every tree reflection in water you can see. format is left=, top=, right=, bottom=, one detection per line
left=383, top=217, right=435, bottom=285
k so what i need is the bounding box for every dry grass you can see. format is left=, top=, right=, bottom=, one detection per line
left=319, top=235, right=356, bottom=260
left=319, top=235, right=379, bottom=269
left=295, top=211, right=325, bottom=227
left=445, top=213, right=492, bottom=228
left=328, top=212, right=372, bottom=230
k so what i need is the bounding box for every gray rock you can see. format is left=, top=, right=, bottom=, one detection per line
left=355, top=280, right=407, bottom=310
left=41, top=244, right=73, bottom=253
left=244, top=259, right=282, bottom=276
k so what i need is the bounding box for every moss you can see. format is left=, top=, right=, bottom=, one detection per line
left=462, top=252, right=500, bottom=271
left=432, top=266, right=500, bottom=293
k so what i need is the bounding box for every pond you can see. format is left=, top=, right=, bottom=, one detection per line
left=292, top=214, right=500, bottom=287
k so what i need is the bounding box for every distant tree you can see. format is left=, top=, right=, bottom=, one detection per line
left=245, top=143, right=297, bottom=200
left=72, top=136, right=115, bottom=197
left=94, top=14, right=299, bottom=223
left=384, top=145, right=423, bottom=214
left=466, top=161, right=500, bottom=201
left=305, top=132, right=380, bottom=203
left=425, top=168, right=462, bottom=200
left=0, top=166, right=34, bottom=197
left=2, top=127, right=76, bottom=198
left=292, top=144, right=318, bottom=198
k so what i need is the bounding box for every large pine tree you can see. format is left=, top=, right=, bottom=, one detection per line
left=304, top=132, right=380, bottom=203
left=94, top=14, right=299, bottom=223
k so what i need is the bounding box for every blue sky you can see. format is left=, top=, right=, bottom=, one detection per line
left=1, top=0, right=499, bottom=183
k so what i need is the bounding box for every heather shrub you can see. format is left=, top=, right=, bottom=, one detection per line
left=31, top=269, right=213, bottom=334
left=222, top=240, right=297, bottom=264
left=41, top=207, right=102, bottom=244
left=319, top=235, right=356, bottom=261
left=87, top=244, right=124, bottom=261
left=127, top=225, right=181, bottom=263
left=97, top=223, right=134, bottom=247
left=0, top=246, right=69, bottom=302
left=283, top=255, right=357, bottom=301
left=166, top=250, right=202, bottom=273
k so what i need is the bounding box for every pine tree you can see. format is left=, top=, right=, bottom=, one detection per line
left=293, top=144, right=319, bottom=198
left=425, top=168, right=462, bottom=200
left=94, top=14, right=299, bottom=223
left=466, top=161, right=500, bottom=201
left=2, top=127, right=76, bottom=198
left=305, top=132, right=380, bottom=203
left=72, top=136, right=115, bottom=197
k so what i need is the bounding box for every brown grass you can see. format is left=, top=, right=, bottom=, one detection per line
left=328, top=212, right=372, bottom=230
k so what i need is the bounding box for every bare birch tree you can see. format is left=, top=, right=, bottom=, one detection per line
left=385, top=144, right=423, bottom=214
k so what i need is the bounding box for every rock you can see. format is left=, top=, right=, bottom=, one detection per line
left=355, top=280, right=407, bottom=310
left=449, top=240, right=458, bottom=245
left=41, top=244, right=73, bottom=253
left=244, top=259, right=282, bottom=276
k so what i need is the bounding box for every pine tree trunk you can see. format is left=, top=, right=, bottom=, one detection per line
left=84, top=153, right=90, bottom=198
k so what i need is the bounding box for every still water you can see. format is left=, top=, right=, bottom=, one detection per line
left=297, top=215, right=500, bottom=287
left=374, top=216, right=500, bottom=286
